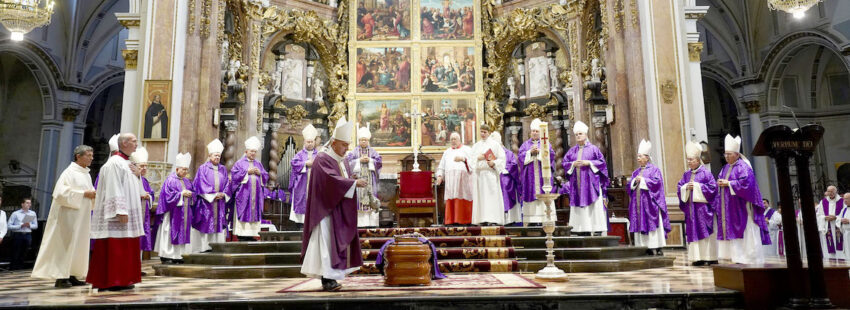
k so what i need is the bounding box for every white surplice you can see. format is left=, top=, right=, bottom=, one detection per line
left=91, top=154, right=144, bottom=239
left=437, top=146, right=474, bottom=201
left=471, top=139, right=506, bottom=225
left=763, top=209, right=783, bottom=257
left=820, top=196, right=843, bottom=259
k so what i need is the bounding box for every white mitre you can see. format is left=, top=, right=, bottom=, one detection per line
left=724, top=134, right=741, bottom=153
left=685, top=141, right=702, bottom=159
left=207, top=139, right=224, bottom=155
left=530, top=118, right=542, bottom=131
left=358, top=127, right=371, bottom=140
left=175, top=152, right=192, bottom=168
left=637, top=139, right=651, bottom=156
left=332, top=116, right=354, bottom=144
left=302, top=124, right=318, bottom=141
left=573, top=121, right=589, bottom=135
left=130, top=147, right=149, bottom=163
left=108, top=134, right=119, bottom=152
left=245, top=136, right=262, bottom=151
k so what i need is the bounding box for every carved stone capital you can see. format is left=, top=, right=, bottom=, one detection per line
left=119, top=19, right=140, bottom=28
left=744, top=101, right=761, bottom=114
left=223, top=120, right=238, bottom=132
left=122, top=49, right=138, bottom=70
left=685, top=12, right=707, bottom=20
left=62, top=108, right=80, bottom=122
left=688, top=42, right=704, bottom=62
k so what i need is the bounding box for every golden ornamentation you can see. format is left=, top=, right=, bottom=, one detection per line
left=258, top=71, right=271, bottom=90
left=285, top=105, right=308, bottom=125
left=630, top=0, right=639, bottom=27
left=614, top=0, right=624, bottom=34
left=217, top=0, right=225, bottom=46
left=119, top=19, right=140, bottom=28
left=328, top=100, right=347, bottom=128
left=688, top=42, right=704, bottom=62
left=525, top=103, right=546, bottom=119
left=201, top=0, right=212, bottom=38
left=660, top=80, right=677, bottom=105
left=62, top=108, right=80, bottom=122
left=122, top=49, right=138, bottom=70
left=745, top=101, right=761, bottom=114
left=188, top=0, right=196, bottom=35
left=484, top=94, right=503, bottom=132
left=685, top=12, right=706, bottom=20
left=0, top=0, right=54, bottom=41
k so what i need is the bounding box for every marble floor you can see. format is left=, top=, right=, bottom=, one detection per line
left=0, top=250, right=846, bottom=309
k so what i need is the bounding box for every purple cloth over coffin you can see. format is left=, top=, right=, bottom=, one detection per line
left=375, top=237, right=446, bottom=280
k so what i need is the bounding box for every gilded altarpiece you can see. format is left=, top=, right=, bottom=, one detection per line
left=348, top=0, right=484, bottom=154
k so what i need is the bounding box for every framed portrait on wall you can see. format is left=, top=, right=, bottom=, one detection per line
left=421, top=46, right=476, bottom=93
left=419, top=0, right=474, bottom=40
left=141, top=80, right=172, bottom=141
left=356, top=0, right=411, bottom=41
left=354, top=99, right=412, bottom=149
left=355, top=47, right=412, bottom=93
left=419, top=97, right=476, bottom=151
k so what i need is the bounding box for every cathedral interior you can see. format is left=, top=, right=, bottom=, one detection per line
left=1, top=0, right=850, bottom=309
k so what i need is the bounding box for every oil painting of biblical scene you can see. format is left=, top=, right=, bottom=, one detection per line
left=420, top=0, right=474, bottom=40
left=355, top=47, right=412, bottom=93
left=356, top=0, right=411, bottom=41
left=356, top=99, right=412, bottom=147
left=420, top=98, right=476, bottom=147
left=421, top=46, right=475, bottom=93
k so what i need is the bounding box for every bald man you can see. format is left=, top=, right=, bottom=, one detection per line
left=820, top=186, right=844, bottom=259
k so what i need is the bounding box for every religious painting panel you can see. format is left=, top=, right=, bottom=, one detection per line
left=356, top=0, right=411, bottom=41
left=419, top=0, right=475, bottom=40
left=355, top=47, right=412, bottom=93
left=355, top=99, right=412, bottom=148
left=421, top=46, right=476, bottom=93
left=141, top=80, right=172, bottom=141
left=419, top=97, right=476, bottom=150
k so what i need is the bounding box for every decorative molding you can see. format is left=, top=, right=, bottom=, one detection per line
left=526, top=103, right=547, bottom=119
left=118, top=19, right=140, bottom=28
left=685, top=12, right=706, bottom=20
left=122, top=49, right=138, bottom=69
left=188, top=0, right=197, bottom=35
left=745, top=101, right=761, bottom=114
left=284, top=105, right=308, bottom=126
left=688, top=42, right=703, bottom=62
left=62, top=108, right=80, bottom=122
left=630, top=0, right=638, bottom=27
left=201, top=0, right=212, bottom=38
left=660, top=80, right=677, bottom=105
left=614, top=0, right=624, bottom=34
left=223, top=120, right=238, bottom=132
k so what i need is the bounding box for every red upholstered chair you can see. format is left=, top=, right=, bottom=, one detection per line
left=395, top=171, right=438, bottom=227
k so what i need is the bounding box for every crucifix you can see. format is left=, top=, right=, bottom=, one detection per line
left=404, top=106, right=428, bottom=172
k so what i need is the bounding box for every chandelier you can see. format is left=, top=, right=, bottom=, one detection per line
left=767, top=0, right=822, bottom=19
left=0, top=0, right=55, bottom=41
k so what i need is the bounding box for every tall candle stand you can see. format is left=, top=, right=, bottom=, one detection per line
left=535, top=122, right=568, bottom=281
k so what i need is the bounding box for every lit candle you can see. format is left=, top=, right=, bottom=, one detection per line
left=539, top=122, right=552, bottom=192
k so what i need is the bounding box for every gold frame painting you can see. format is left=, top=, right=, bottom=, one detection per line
left=354, top=47, right=412, bottom=93
left=141, top=80, right=172, bottom=142
left=355, top=0, right=412, bottom=41
left=351, top=98, right=413, bottom=152
left=419, top=96, right=477, bottom=151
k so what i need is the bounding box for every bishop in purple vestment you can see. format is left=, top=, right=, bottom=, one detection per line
left=678, top=141, right=718, bottom=265
left=713, top=135, right=769, bottom=265
left=230, top=136, right=269, bottom=240
left=819, top=186, right=844, bottom=259
left=518, top=118, right=557, bottom=225
left=300, top=117, right=367, bottom=291
left=154, top=153, right=194, bottom=263
left=627, top=140, right=670, bottom=255
left=345, top=127, right=383, bottom=227
left=192, top=139, right=230, bottom=252
left=130, top=147, right=157, bottom=252
left=288, top=124, right=320, bottom=225
left=562, top=121, right=609, bottom=234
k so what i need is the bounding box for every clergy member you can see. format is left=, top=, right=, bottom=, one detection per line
left=301, top=116, right=367, bottom=291
left=562, top=121, right=608, bottom=234
left=714, top=134, right=770, bottom=265
left=346, top=126, right=383, bottom=228
left=191, top=139, right=230, bottom=253
left=230, top=136, right=269, bottom=241
left=131, top=147, right=157, bottom=255
left=762, top=199, right=783, bottom=257
left=288, top=124, right=320, bottom=226
left=471, top=125, right=506, bottom=226
left=154, top=153, right=194, bottom=264
left=627, top=140, right=671, bottom=255
left=796, top=200, right=824, bottom=259
left=837, top=193, right=850, bottom=261
left=436, top=132, right=474, bottom=226
left=519, top=119, right=558, bottom=226
left=94, top=134, right=120, bottom=189
left=819, top=186, right=844, bottom=259
left=678, top=141, right=718, bottom=266
left=32, top=145, right=96, bottom=288
left=88, top=133, right=144, bottom=291
left=492, top=132, right=522, bottom=225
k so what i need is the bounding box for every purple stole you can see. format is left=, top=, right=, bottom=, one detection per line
left=822, top=198, right=845, bottom=254
left=766, top=208, right=785, bottom=256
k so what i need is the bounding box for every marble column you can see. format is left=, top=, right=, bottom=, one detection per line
left=744, top=100, right=772, bottom=203
left=116, top=3, right=141, bottom=135
left=683, top=4, right=710, bottom=151
left=56, top=108, right=80, bottom=171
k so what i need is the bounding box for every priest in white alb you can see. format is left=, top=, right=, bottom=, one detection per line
left=31, top=145, right=97, bottom=288
left=471, top=124, right=506, bottom=226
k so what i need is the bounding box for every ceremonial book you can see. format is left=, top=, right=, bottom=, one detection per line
left=484, top=149, right=496, bottom=161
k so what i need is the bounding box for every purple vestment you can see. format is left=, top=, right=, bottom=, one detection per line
left=230, top=156, right=269, bottom=223
left=677, top=165, right=717, bottom=243
left=821, top=197, right=845, bottom=254
left=714, top=161, right=770, bottom=244
left=627, top=163, right=671, bottom=234
left=501, top=146, right=521, bottom=212
left=300, top=152, right=362, bottom=271
left=562, top=142, right=609, bottom=206
left=156, top=172, right=193, bottom=245
left=139, top=177, right=157, bottom=251
left=192, top=161, right=230, bottom=233
left=517, top=139, right=556, bottom=203
left=344, top=146, right=383, bottom=198
left=288, top=148, right=319, bottom=215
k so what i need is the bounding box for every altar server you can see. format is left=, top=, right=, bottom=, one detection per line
left=471, top=125, right=506, bottom=226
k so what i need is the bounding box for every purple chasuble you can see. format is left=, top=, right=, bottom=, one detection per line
left=517, top=139, right=556, bottom=203
left=561, top=142, right=609, bottom=207
left=821, top=197, right=845, bottom=254
left=156, top=173, right=193, bottom=245
left=192, top=161, right=230, bottom=233
left=677, top=166, right=717, bottom=243
left=627, top=163, right=671, bottom=234
left=139, top=177, right=157, bottom=251
left=501, top=146, right=521, bottom=212
left=288, top=148, right=319, bottom=215
left=300, top=152, right=363, bottom=271
left=230, top=156, right=269, bottom=223
left=713, top=161, right=770, bottom=244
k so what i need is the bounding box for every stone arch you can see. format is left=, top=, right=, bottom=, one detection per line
left=81, top=72, right=125, bottom=125
left=0, top=40, right=60, bottom=121
left=76, top=0, right=127, bottom=83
